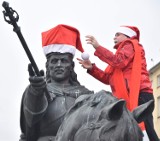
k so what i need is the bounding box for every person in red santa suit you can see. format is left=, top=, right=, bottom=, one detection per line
left=77, top=25, right=159, bottom=141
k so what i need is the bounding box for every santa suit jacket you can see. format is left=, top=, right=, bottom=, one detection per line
left=88, top=39, right=153, bottom=110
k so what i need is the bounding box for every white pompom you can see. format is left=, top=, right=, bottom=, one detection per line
left=81, top=52, right=90, bottom=60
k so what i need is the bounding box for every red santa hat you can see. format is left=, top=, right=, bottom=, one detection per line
left=117, top=26, right=140, bottom=41
left=42, top=24, right=84, bottom=56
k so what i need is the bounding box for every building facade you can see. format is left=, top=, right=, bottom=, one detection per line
left=149, top=62, right=160, bottom=137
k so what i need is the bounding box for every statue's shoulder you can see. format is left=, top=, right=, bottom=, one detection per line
left=47, top=83, right=94, bottom=98
left=66, top=85, right=94, bottom=98
left=69, top=85, right=93, bottom=93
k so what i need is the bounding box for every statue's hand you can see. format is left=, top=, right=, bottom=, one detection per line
left=28, top=63, right=46, bottom=95
left=28, top=63, right=44, bottom=77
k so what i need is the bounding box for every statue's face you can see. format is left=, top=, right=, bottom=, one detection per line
left=48, top=53, right=73, bottom=82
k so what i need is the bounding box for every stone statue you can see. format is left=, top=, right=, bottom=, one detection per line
left=19, top=52, right=93, bottom=141
left=2, top=3, right=154, bottom=139
left=55, top=90, right=154, bottom=141
left=19, top=24, right=94, bottom=141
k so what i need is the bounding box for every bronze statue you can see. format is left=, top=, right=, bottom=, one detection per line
left=2, top=3, right=94, bottom=141
left=19, top=24, right=94, bottom=141
left=19, top=52, right=93, bottom=141
left=2, top=3, right=155, bottom=141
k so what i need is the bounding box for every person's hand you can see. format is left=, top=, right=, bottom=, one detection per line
left=77, top=58, right=93, bottom=70
left=28, top=63, right=46, bottom=94
left=85, top=35, right=100, bottom=49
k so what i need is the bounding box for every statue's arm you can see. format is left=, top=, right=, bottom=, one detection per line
left=23, top=79, right=48, bottom=127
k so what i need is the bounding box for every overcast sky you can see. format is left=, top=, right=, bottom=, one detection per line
left=0, top=0, right=160, bottom=140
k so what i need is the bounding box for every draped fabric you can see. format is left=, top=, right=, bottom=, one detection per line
left=105, top=39, right=145, bottom=130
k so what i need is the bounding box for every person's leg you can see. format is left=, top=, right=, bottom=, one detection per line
left=145, top=114, right=159, bottom=141
left=139, top=92, right=159, bottom=141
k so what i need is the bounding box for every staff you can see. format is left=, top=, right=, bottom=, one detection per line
left=2, top=1, right=52, bottom=101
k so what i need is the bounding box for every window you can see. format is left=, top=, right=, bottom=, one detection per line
left=158, top=96, right=160, bottom=118
left=157, top=75, right=160, bottom=87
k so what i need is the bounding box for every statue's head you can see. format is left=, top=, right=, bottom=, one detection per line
left=47, top=52, right=73, bottom=81
left=41, top=24, right=84, bottom=85
left=46, top=52, right=80, bottom=85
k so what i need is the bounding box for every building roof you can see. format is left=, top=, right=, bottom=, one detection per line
left=149, top=61, right=160, bottom=74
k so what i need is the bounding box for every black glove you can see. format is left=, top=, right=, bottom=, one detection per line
left=28, top=63, right=46, bottom=95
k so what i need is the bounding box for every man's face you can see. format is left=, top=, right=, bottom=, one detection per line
left=114, top=32, right=128, bottom=44
left=48, top=53, right=73, bottom=82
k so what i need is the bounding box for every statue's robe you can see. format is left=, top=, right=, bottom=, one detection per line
left=20, top=83, right=93, bottom=141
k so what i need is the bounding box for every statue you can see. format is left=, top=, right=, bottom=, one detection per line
left=1, top=3, right=93, bottom=141
left=19, top=25, right=94, bottom=141
left=55, top=90, right=154, bottom=141
left=2, top=3, right=155, bottom=141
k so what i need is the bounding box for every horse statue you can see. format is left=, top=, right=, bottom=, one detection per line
left=55, top=90, right=154, bottom=141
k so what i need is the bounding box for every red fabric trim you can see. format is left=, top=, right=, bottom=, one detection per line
left=129, top=40, right=141, bottom=111
left=105, top=39, right=145, bottom=130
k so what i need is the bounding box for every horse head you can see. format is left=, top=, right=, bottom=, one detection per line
left=55, top=90, right=154, bottom=141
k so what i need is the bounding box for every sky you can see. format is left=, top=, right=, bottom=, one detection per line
left=0, top=0, right=160, bottom=140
